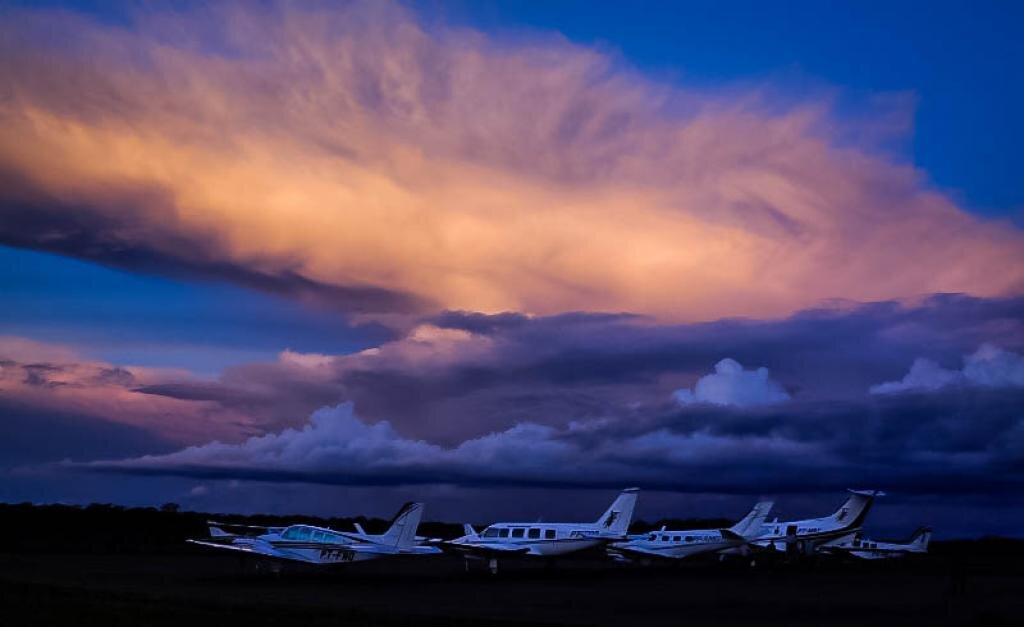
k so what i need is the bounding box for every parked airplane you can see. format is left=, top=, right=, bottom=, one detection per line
left=444, top=488, right=639, bottom=573
left=188, top=502, right=440, bottom=568
left=751, top=489, right=884, bottom=556
left=819, top=527, right=932, bottom=560
left=607, top=500, right=773, bottom=563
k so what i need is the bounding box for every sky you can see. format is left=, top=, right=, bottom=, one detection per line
left=1, top=0, right=1022, bottom=538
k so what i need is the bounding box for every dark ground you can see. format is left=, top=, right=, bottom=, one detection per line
left=1, top=504, right=1022, bottom=626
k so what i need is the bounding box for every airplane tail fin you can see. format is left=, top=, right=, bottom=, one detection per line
left=832, top=489, right=884, bottom=530
left=463, top=523, right=479, bottom=539
left=376, top=502, right=424, bottom=548
left=596, top=488, right=639, bottom=535
left=910, top=527, right=932, bottom=552
left=729, top=501, right=774, bottom=539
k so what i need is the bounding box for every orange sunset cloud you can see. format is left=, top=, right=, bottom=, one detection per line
left=1, top=1, right=1022, bottom=322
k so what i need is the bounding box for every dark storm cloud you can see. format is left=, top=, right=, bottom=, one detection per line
left=0, top=170, right=431, bottom=314
left=0, top=401, right=173, bottom=468
left=129, top=293, right=1024, bottom=443
left=86, top=387, right=1024, bottom=496
left=8, top=294, right=1023, bottom=498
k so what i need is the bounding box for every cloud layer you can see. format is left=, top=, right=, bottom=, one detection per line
left=88, top=389, right=1024, bottom=496
left=5, top=294, right=1023, bottom=449
left=1, top=2, right=1023, bottom=320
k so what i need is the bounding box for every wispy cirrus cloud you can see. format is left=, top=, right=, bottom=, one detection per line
left=1, top=2, right=1022, bottom=320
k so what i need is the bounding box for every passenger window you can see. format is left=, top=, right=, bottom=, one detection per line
left=661, top=535, right=669, bottom=541
left=312, top=530, right=325, bottom=542
left=685, top=536, right=694, bottom=543
left=511, top=528, right=525, bottom=538
left=545, top=529, right=556, bottom=539
left=297, top=527, right=313, bottom=541
left=528, top=528, right=541, bottom=539
left=648, top=534, right=657, bottom=541
left=673, top=536, right=681, bottom=542
left=499, top=528, right=510, bottom=538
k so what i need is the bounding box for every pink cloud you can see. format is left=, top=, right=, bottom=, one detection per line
left=0, top=2, right=1020, bottom=321
left=0, top=336, right=254, bottom=444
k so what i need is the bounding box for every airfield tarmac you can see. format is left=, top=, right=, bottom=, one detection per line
left=2, top=550, right=1022, bottom=626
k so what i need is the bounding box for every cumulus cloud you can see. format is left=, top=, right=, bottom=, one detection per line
left=90, top=403, right=588, bottom=487
left=1, top=2, right=1022, bottom=321
left=673, top=358, right=790, bottom=407
left=870, top=344, right=1024, bottom=394
left=85, top=389, right=1024, bottom=496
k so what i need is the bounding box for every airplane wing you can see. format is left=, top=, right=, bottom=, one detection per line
left=440, top=541, right=531, bottom=557
left=186, top=539, right=322, bottom=564
left=608, top=544, right=680, bottom=560
left=188, top=539, right=259, bottom=553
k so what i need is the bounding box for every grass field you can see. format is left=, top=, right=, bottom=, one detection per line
left=2, top=550, right=1022, bottom=626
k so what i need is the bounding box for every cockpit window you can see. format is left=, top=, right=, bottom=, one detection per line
left=284, top=526, right=315, bottom=541
left=482, top=527, right=500, bottom=538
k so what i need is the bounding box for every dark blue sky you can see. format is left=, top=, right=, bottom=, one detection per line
left=0, top=245, right=390, bottom=373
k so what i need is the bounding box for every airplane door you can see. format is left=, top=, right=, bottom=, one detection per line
left=785, top=525, right=798, bottom=556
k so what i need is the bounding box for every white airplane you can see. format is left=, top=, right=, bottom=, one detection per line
left=751, top=489, right=884, bottom=556
left=819, top=527, right=932, bottom=560
left=607, top=500, right=774, bottom=562
left=444, top=488, right=639, bottom=573
left=187, top=502, right=440, bottom=569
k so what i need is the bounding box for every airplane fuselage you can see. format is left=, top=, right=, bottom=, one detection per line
left=450, top=522, right=624, bottom=557
left=611, top=529, right=740, bottom=559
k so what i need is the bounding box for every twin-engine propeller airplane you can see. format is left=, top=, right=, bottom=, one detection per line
left=607, top=500, right=774, bottom=562
left=188, top=502, right=440, bottom=569
left=443, top=488, right=639, bottom=574
left=819, top=527, right=932, bottom=560
left=750, top=489, right=884, bottom=556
